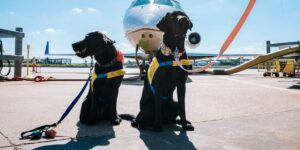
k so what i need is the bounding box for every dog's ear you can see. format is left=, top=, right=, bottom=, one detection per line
left=101, top=32, right=115, bottom=45
left=156, top=17, right=166, bottom=31
left=157, top=12, right=171, bottom=32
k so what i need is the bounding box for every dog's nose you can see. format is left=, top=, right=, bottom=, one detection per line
left=177, top=15, right=188, bottom=22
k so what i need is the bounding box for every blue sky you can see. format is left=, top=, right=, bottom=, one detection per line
left=0, top=0, right=299, bottom=63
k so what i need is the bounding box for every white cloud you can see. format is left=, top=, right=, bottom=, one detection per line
left=72, top=8, right=83, bottom=14
left=44, top=28, right=56, bottom=33
left=87, top=8, right=97, bottom=12
left=9, top=11, right=15, bottom=15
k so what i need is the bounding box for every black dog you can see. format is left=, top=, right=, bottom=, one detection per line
left=130, top=11, right=194, bottom=132
left=72, top=32, right=125, bottom=126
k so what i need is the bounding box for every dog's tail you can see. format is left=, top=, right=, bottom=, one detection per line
left=119, top=114, right=135, bottom=121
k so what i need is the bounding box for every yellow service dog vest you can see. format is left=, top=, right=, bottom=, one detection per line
left=91, top=69, right=125, bottom=87
left=147, top=57, right=191, bottom=94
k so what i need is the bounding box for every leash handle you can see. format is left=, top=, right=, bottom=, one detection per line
left=20, top=123, right=57, bottom=139
left=175, top=0, right=256, bottom=73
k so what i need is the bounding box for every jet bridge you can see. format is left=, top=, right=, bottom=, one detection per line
left=0, top=28, right=25, bottom=78
left=212, top=46, right=300, bottom=75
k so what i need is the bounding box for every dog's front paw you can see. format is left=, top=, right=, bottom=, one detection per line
left=182, top=124, right=194, bottom=131
left=111, top=117, right=122, bottom=126
left=152, top=126, right=163, bottom=132
left=176, top=118, right=191, bottom=125
left=131, top=120, right=147, bottom=130
left=131, top=119, right=138, bottom=128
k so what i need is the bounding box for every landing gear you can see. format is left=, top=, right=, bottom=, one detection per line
left=263, top=72, right=279, bottom=77
left=135, top=45, right=147, bottom=80
left=135, top=45, right=143, bottom=76
left=123, top=45, right=147, bottom=82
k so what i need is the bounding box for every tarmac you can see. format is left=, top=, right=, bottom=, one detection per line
left=0, top=68, right=300, bottom=150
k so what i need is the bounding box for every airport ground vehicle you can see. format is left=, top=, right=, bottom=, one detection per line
left=259, top=59, right=297, bottom=77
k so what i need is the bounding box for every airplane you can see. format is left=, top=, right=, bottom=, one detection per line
left=123, top=0, right=186, bottom=55
left=122, top=0, right=259, bottom=69
left=45, top=0, right=259, bottom=62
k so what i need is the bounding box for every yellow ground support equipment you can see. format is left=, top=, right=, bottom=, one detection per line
left=262, top=60, right=297, bottom=77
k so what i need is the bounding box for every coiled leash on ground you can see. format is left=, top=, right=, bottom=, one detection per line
left=20, top=58, right=94, bottom=140
left=175, top=0, right=256, bottom=73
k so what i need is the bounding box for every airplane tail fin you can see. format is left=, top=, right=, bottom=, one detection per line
left=45, top=41, right=49, bottom=55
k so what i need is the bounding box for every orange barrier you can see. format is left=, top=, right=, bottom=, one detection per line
left=175, top=0, right=256, bottom=73
left=0, top=76, right=87, bottom=82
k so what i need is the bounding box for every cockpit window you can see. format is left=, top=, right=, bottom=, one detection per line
left=131, top=0, right=151, bottom=7
left=154, top=0, right=173, bottom=6
left=172, top=0, right=182, bottom=9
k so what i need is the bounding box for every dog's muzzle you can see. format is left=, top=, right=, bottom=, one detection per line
left=72, top=40, right=88, bottom=57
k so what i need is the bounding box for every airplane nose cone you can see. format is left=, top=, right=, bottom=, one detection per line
left=123, top=4, right=182, bottom=32
left=124, top=10, right=158, bottom=31
left=142, top=13, right=157, bottom=25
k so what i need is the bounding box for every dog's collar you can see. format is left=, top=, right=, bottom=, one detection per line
left=97, top=58, right=117, bottom=68
left=161, top=44, right=173, bottom=56
left=96, top=50, right=123, bottom=67
left=160, top=43, right=185, bottom=57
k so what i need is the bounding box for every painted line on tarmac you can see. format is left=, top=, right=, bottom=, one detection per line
left=0, top=131, right=18, bottom=150
left=219, top=76, right=300, bottom=96
left=3, top=134, right=116, bottom=149
left=192, top=108, right=300, bottom=124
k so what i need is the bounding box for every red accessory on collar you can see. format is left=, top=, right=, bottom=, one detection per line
left=116, top=50, right=124, bottom=63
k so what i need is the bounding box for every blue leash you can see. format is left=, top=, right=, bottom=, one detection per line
left=20, top=76, right=91, bottom=139
left=57, top=76, right=91, bottom=125
left=21, top=57, right=94, bottom=139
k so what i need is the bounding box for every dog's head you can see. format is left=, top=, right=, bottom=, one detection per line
left=157, top=11, right=193, bottom=51
left=72, top=32, right=115, bottom=59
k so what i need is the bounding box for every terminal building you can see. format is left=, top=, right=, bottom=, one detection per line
left=23, top=57, right=72, bottom=65
left=40, top=58, right=72, bottom=65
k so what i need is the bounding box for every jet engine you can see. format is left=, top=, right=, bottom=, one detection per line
left=186, top=32, right=201, bottom=49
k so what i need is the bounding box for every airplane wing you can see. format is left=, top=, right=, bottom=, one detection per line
left=124, top=52, right=260, bottom=60
left=187, top=53, right=261, bottom=59
left=44, top=41, right=76, bottom=56
left=186, top=53, right=217, bottom=59
left=123, top=53, right=144, bottom=59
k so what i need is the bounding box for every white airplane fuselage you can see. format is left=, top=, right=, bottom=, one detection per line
left=123, top=0, right=184, bottom=54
